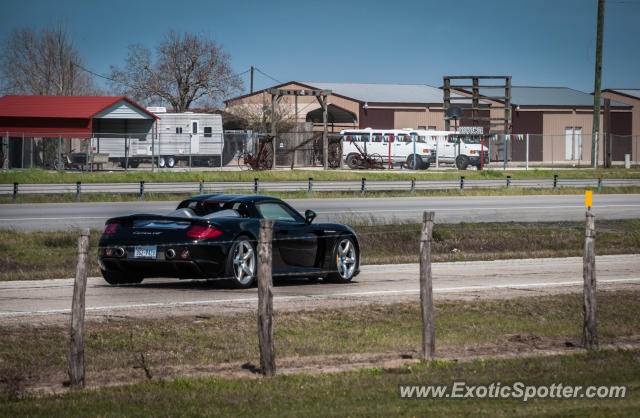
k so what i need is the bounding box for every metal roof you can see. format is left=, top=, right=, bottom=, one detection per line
left=606, top=89, right=640, bottom=100
left=302, top=82, right=463, bottom=104
left=0, top=95, right=157, bottom=119
left=470, top=87, right=627, bottom=107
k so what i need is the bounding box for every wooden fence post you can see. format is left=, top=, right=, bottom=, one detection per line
left=257, top=219, right=275, bottom=376
left=69, top=228, right=90, bottom=388
left=582, top=210, right=598, bottom=349
left=420, top=211, right=435, bottom=360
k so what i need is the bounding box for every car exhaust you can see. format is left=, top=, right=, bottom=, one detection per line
left=166, top=248, right=176, bottom=259
left=115, top=248, right=126, bottom=258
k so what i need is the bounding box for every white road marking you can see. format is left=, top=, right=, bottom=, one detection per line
left=1, top=277, right=638, bottom=318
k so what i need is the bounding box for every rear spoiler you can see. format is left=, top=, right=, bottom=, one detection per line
left=104, top=214, right=215, bottom=228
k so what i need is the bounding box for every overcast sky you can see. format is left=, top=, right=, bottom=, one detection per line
left=1, top=0, right=638, bottom=99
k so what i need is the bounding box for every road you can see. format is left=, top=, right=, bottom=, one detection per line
left=2, top=178, right=639, bottom=195
left=1, top=255, right=638, bottom=323
left=1, top=194, right=639, bottom=231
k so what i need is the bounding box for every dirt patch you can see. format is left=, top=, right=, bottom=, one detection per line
left=17, top=335, right=640, bottom=397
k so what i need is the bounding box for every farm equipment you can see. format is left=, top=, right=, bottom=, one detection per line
left=238, top=136, right=274, bottom=171
left=345, top=138, right=384, bottom=169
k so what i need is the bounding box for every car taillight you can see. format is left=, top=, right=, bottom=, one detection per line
left=102, top=223, right=118, bottom=235
left=186, top=225, right=223, bottom=239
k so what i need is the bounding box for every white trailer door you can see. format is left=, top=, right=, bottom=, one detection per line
left=190, top=120, right=200, bottom=154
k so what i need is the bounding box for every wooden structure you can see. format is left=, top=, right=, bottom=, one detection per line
left=268, top=88, right=331, bottom=169
left=443, top=76, right=512, bottom=135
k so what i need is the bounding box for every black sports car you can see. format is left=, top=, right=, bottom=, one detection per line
left=98, top=194, right=360, bottom=288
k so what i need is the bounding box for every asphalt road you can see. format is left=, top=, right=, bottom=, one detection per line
left=1, top=255, right=638, bottom=322
left=1, top=194, right=639, bottom=231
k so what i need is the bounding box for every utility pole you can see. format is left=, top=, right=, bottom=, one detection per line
left=591, top=0, right=605, bottom=168
left=250, top=66, right=254, bottom=94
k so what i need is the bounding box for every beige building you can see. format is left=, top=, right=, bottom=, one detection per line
left=224, top=81, right=477, bottom=133
left=451, top=86, right=634, bottom=164
left=225, top=82, right=635, bottom=164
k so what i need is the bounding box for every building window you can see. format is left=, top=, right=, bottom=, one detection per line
left=176, top=127, right=183, bottom=134
left=418, top=125, right=427, bottom=130
left=204, top=127, right=212, bottom=138
left=192, top=122, right=198, bottom=134
left=427, top=126, right=436, bottom=131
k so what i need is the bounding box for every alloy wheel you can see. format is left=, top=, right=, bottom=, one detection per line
left=336, top=238, right=357, bottom=280
left=233, top=240, right=255, bottom=286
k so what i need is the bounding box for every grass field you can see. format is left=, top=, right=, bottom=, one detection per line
left=1, top=167, right=640, bottom=184
left=1, top=291, right=639, bottom=415
left=1, top=220, right=639, bottom=281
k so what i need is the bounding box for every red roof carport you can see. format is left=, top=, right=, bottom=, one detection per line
left=0, top=95, right=157, bottom=138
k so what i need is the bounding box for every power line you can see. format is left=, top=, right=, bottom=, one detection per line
left=254, top=67, right=282, bottom=84
left=75, top=63, right=251, bottom=88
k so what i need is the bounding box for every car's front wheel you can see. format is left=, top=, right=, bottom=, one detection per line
left=225, top=237, right=256, bottom=289
left=326, top=236, right=359, bottom=283
left=101, top=269, right=143, bottom=285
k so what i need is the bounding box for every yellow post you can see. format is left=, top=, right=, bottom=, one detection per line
left=585, top=190, right=593, bottom=209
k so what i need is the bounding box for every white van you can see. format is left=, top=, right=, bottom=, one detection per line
left=341, top=128, right=435, bottom=169
left=404, top=130, right=489, bottom=170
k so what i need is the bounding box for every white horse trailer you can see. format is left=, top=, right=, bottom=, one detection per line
left=154, top=110, right=224, bottom=168
left=91, top=108, right=224, bottom=168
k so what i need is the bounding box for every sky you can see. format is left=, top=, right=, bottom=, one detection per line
left=1, top=0, right=639, bottom=101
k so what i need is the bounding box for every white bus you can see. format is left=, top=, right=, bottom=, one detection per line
left=340, top=128, right=436, bottom=169
left=403, top=129, right=489, bottom=170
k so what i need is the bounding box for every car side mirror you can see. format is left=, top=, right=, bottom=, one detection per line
left=304, top=209, right=317, bottom=224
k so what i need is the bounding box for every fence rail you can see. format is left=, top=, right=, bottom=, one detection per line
left=3, top=178, right=639, bottom=197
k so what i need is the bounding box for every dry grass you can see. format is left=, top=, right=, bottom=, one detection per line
left=358, top=219, right=640, bottom=265
left=1, top=290, right=638, bottom=396
left=1, top=220, right=639, bottom=281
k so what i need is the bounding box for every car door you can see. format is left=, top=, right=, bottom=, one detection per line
left=255, top=202, right=318, bottom=271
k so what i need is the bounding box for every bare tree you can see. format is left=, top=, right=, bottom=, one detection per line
left=226, top=103, right=297, bottom=132
left=109, top=30, right=242, bottom=111
left=0, top=24, right=99, bottom=96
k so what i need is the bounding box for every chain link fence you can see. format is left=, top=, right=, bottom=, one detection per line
left=0, top=131, right=257, bottom=171
left=1, top=131, right=638, bottom=171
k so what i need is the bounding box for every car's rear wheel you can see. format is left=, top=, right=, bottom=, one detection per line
left=326, top=236, right=359, bottom=283
left=225, top=237, right=256, bottom=289
left=101, top=269, right=143, bottom=285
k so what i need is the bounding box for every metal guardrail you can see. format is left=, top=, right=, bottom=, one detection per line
left=1, top=178, right=639, bottom=197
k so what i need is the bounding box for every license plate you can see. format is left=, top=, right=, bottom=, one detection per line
left=134, top=245, right=157, bottom=259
